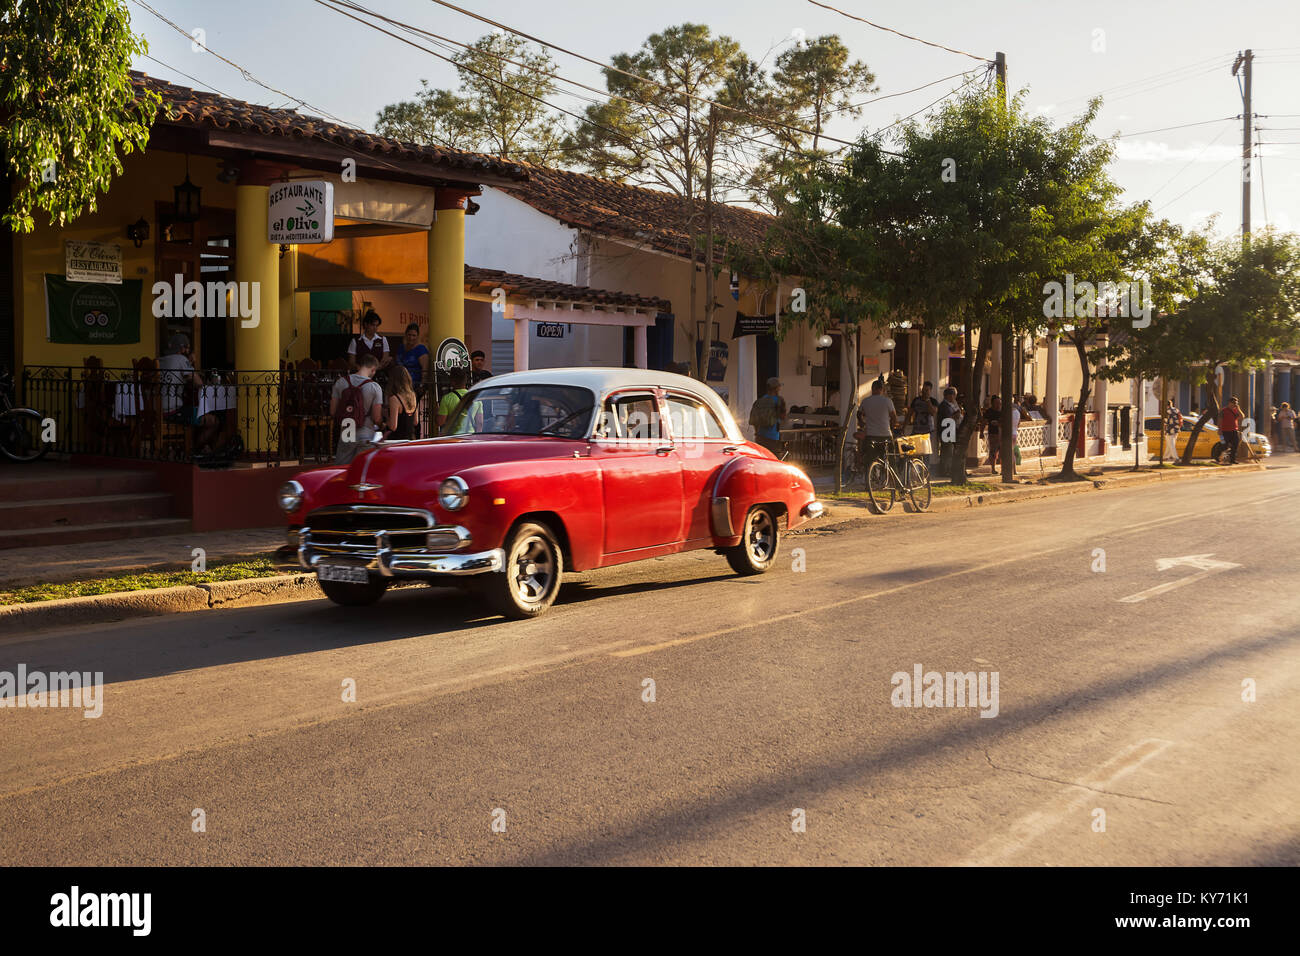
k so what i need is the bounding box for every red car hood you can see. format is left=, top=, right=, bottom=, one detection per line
left=313, top=435, right=585, bottom=507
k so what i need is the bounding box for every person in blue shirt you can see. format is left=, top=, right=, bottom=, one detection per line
left=394, top=323, right=429, bottom=391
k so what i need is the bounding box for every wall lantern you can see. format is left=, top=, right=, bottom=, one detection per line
left=816, top=334, right=834, bottom=350
left=882, top=337, right=897, bottom=352
left=125, top=217, right=150, bottom=248
left=173, top=155, right=201, bottom=223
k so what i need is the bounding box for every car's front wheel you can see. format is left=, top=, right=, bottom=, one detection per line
left=317, top=575, right=390, bottom=606
left=481, top=520, right=564, bottom=619
left=725, top=505, right=779, bottom=576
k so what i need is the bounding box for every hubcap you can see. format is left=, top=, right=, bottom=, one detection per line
left=747, top=511, right=775, bottom=563
left=511, top=535, right=555, bottom=605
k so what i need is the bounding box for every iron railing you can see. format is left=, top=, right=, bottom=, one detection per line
left=19, top=366, right=443, bottom=466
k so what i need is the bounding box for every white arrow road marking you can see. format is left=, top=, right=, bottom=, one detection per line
left=1119, top=553, right=1242, bottom=603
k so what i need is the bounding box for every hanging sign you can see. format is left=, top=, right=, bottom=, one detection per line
left=65, top=240, right=122, bottom=284
left=268, top=180, right=334, bottom=243
left=732, top=312, right=777, bottom=337
left=434, top=336, right=471, bottom=372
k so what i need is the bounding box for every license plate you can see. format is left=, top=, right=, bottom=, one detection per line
left=317, top=564, right=369, bottom=584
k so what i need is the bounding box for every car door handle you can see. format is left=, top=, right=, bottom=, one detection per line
left=722, top=445, right=739, bottom=455
left=655, top=445, right=674, bottom=456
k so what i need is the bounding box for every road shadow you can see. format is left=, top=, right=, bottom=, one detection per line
left=498, top=623, right=1299, bottom=866
left=1, top=568, right=746, bottom=686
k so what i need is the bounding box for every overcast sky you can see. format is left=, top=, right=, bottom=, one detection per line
left=128, top=0, right=1300, bottom=236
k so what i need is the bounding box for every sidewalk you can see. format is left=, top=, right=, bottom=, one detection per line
left=0, top=526, right=289, bottom=590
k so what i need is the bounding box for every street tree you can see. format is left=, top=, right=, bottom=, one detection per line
left=1169, top=230, right=1300, bottom=462
left=0, top=0, right=161, bottom=232
left=375, top=32, right=566, bottom=164
left=565, top=23, right=759, bottom=379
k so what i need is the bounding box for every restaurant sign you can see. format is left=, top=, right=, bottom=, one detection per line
left=65, top=240, right=122, bottom=284
left=268, top=180, right=334, bottom=243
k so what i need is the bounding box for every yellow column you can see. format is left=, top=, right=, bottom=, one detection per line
left=428, top=187, right=472, bottom=353
left=235, top=180, right=280, bottom=454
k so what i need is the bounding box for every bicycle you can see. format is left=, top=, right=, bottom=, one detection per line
left=865, top=434, right=932, bottom=513
left=0, top=368, right=51, bottom=463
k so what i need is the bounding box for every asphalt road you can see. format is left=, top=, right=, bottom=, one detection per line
left=1, top=463, right=1297, bottom=865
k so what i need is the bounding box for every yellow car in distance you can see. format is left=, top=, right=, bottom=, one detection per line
left=1145, top=414, right=1271, bottom=461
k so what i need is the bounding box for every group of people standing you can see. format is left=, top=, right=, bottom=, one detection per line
left=329, top=309, right=493, bottom=464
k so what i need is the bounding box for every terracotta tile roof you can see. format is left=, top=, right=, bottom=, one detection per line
left=132, top=72, right=528, bottom=183
left=465, top=266, right=669, bottom=312
left=502, top=163, right=773, bottom=260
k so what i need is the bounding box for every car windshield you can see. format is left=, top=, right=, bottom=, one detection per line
left=443, top=384, right=596, bottom=438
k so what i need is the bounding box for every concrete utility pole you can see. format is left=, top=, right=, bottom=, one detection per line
left=1233, top=50, right=1253, bottom=244
left=995, top=52, right=1016, bottom=483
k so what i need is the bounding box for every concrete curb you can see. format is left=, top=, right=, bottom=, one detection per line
left=0, top=574, right=322, bottom=637
left=807, top=461, right=1271, bottom=525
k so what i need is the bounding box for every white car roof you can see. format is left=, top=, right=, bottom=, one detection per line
left=470, top=367, right=743, bottom=440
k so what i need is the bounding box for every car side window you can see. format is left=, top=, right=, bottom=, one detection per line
left=665, top=394, right=726, bottom=440
left=597, top=393, right=660, bottom=441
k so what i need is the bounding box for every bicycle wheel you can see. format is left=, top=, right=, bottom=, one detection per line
left=907, top=458, right=932, bottom=511
left=0, top=408, right=49, bottom=462
left=866, top=459, right=895, bottom=513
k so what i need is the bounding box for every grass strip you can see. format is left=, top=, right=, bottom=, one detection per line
left=0, top=557, right=280, bottom=605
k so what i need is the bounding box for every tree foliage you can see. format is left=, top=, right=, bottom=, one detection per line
left=0, top=0, right=161, bottom=232
left=375, top=32, right=566, bottom=164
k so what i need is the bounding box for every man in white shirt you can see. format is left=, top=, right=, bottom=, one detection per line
left=855, top=379, right=899, bottom=483
left=347, top=310, right=392, bottom=372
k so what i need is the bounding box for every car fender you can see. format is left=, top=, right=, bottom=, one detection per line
left=710, top=454, right=819, bottom=545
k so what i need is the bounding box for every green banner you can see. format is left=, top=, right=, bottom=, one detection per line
left=45, top=274, right=142, bottom=345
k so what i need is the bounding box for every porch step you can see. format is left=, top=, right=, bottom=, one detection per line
left=0, top=493, right=176, bottom=531
left=0, top=467, right=160, bottom=502
left=0, top=518, right=193, bottom=551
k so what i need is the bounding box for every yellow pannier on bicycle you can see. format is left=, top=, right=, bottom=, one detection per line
left=896, top=433, right=931, bottom=457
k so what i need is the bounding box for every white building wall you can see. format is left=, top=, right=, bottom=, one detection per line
left=465, top=187, right=581, bottom=283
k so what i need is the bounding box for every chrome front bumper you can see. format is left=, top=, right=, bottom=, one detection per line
left=802, top=500, right=825, bottom=520
left=298, top=526, right=504, bottom=578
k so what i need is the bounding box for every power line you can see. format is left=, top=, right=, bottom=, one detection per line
left=804, top=0, right=990, bottom=62
left=866, top=67, right=992, bottom=143
left=1114, top=117, right=1237, bottom=139
left=318, top=0, right=914, bottom=169
left=141, top=53, right=232, bottom=97
left=1255, top=134, right=1269, bottom=225
left=1144, top=125, right=1231, bottom=203
left=415, top=0, right=888, bottom=148
left=1053, top=53, right=1235, bottom=109
left=1152, top=158, right=1235, bottom=212
left=127, top=0, right=363, bottom=129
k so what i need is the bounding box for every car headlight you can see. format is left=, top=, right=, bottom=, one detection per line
left=277, top=480, right=304, bottom=513
left=439, top=476, right=469, bottom=511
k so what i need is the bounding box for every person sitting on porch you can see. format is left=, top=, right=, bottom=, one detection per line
left=394, top=322, right=429, bottom=391
left=347, top=310, right=392, bottom=372
left=159, top=333, right=221, bottom=452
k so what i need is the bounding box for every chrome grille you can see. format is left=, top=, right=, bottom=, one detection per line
left=304, top=505, right=433, bottom=554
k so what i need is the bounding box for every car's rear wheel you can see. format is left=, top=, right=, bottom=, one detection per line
left=317, top=575, right=390, bottom=607
left=725, top=505, right=779, bottom=576
left=482, top=520, right=563, bottom=619
left=1210, top=441, right=1225, bottom=463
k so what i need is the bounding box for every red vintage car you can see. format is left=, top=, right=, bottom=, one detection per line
left=279, top=368, right=823, bottom=618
